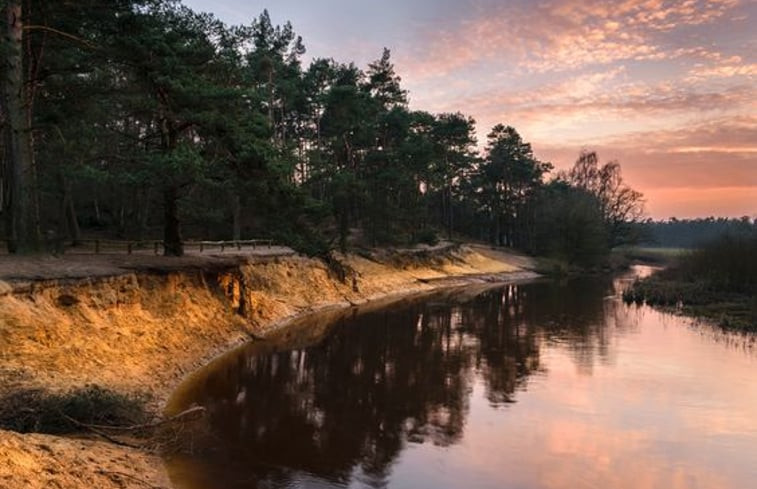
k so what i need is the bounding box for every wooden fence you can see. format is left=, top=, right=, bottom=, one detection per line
left=0, top=239, right=275, bottom=255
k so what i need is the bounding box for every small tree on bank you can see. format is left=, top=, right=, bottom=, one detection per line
left=563, top=150, right=644, bottom=247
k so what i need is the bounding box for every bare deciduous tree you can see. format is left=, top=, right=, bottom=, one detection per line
left=563, top=150, right=644, bottom=247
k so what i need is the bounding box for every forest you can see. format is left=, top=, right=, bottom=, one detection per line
left=638, top=217, right=757, bottom=249
left=1, top=0, right=645, bottom=263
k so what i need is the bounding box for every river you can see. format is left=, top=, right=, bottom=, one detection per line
left=165, top=267, right=757, bottom=489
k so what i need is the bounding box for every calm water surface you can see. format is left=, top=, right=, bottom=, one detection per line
left=166, top=268, right=757, bottom=489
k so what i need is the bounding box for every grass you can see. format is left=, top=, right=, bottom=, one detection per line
left=624, top=276, right=757, bottom=331
left=624, top=234, right=757, bottom=332
left=0, top=385, right=150, bottom=435
left=615, top=246, right=687, bottom=265
left=535, top=250, right=634, bottom=277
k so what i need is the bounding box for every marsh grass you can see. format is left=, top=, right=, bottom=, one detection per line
left=624, top=234, right=757, bottom=332
left=618, top=246, right=686, bottom=265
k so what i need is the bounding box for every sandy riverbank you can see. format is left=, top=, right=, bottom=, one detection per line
left=0, top=244, right=535, bottom=489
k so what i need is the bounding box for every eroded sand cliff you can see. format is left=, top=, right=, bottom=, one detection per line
left=0, top=244, right=534, bottom=489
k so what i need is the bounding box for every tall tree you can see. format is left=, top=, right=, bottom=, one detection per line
left=563, top=150, right=644, bottom=247
left=246, top=10, right=305, bottom=151
left=1, top=0, right=38, bottom=252
left=478, top=125, right=551, bottom=247
left=364, top=48, right=407, bottom=111
left=108, top=3, right=238, bottom=255
left=430, top=113, right=477, bottom=238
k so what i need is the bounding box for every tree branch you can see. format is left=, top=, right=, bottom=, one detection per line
left=23, top=25, right=98, bottom=50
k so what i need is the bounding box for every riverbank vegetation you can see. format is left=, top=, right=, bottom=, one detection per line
left=1, top=0, right=643, bottom=267
left=624, top=233, right=757, bottom=331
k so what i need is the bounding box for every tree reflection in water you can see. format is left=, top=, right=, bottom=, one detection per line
left=168, top=278, right=626, bottom=489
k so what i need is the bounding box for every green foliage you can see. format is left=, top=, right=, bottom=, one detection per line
left=0, top=386, right=149, bottom=434
left=7, top=0, right=640, bottom=268
left=476, top=125, right=552, bottom=248
left=530, top=181, right=609, bottom=267
left=414, top=229, right=440, bottom=246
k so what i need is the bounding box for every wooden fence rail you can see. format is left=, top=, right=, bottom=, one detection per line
left=0, top=238, right=274, bottom=255
left=187, top=239, right=274, bottom=253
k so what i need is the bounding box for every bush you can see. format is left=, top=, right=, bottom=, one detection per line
left=272, top=228, right=330, bottom=257
left=531, top=182, right=609, bottom=268
left=414, top=229, right=439, bottom=246
left=0, top=385, right=149, bottom=434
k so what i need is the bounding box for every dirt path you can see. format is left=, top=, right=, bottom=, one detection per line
left=0, top=247, right=295, bottom=283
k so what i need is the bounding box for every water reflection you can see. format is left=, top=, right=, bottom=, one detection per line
left=167, top=274, right=757, bottom=489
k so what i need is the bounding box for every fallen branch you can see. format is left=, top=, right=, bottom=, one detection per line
left=60, top=412, right=143, bottom=449
left=68, top=406, right=206, bottom=433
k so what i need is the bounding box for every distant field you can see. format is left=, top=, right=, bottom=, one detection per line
left=616, top=246, right=688, bottom=265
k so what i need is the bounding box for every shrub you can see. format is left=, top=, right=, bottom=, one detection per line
left=0, top=385, right=149, bottom=434
left=414, top=229, right=439, bottom=246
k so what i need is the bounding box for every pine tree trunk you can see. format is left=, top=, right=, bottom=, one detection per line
left=93, top=198, right=101, bottom=224
left=137, top=188, right=150, bottom=241
left=160, top=116, right=182, bottom=256
left=163, top=184, right=183, bottom=256
left=231, top=193, right=241, bottom=241
left=60, top=175, right=80, bottom=244
left=66, top=193, right=81, bottom=245
left=446, top=186, right=453, bottom=240
left=2, top=1, right=37, bottom=252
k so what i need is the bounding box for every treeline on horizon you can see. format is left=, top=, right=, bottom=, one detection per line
left=637, top=217, right=757, bottom=249
left=2, top=0, right=647, bottom=265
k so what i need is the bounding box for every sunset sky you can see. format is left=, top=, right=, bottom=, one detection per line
left=184, top=0, right=756, bottom=219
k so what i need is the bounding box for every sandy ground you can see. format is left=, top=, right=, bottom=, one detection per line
left=0, top=244, right=535, bottom=489
left=0, top=430, right=171, bottom=489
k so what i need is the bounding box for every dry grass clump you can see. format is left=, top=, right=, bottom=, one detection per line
left=0, top=385, right=149, bottom=435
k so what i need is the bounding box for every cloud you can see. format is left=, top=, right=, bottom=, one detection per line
left=400, top=0, right=746, bottom=80
left=475, top=82, right=753, bottom=120
left=686, top=62, right=757, bottom=80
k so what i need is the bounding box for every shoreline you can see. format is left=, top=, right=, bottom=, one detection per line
left=164, top=269, right=539, bottom=415
left=0, top=244, right=536, bottom=489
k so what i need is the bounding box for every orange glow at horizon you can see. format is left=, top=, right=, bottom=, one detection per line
left=642, top=187, right=757, bottom=219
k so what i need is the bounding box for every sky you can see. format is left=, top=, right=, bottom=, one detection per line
left=182, top=0, right=756, bottom=219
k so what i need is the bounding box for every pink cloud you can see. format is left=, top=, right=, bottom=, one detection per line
left=400, top=0, right=746, bottom=80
